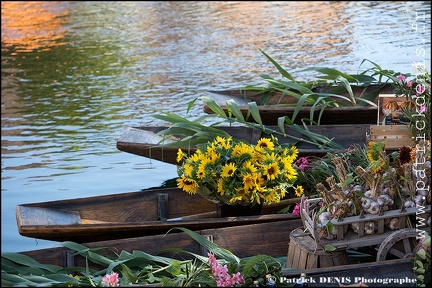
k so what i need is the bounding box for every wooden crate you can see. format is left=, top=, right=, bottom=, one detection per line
left=299, top=197, right=431, bottom=251
left=369, top=125, right=415, bottom=149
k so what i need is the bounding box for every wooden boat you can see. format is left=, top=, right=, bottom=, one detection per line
left=116, top=124, right=369, bottom=165
left=203, top=83, right=394, bottom=125
left=15, top=220, right=418, bottom=287
left=16, top=187, right=301, bottom=243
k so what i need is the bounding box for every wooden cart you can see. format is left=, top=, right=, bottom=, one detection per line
left=299, top=197, right=431, bottom=262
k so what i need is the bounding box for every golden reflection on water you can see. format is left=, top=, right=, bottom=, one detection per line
left=1, top=1, right=69, bottom=53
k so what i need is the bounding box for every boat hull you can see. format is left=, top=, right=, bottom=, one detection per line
left=16, top=187, right=300, bottom=242
left=204, top=84, right=394, bottom=125
left=116, top=125, right=369, bottom=165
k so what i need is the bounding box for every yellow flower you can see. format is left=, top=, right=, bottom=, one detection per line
left=176, top=148, right=185, bottom=163
left=214, top=136, right=232, bottom=149
left=177, top=176, right=198, bottom=194
left=221, top=162, right=236, bottom=178
left=263, top=162, right=280, bottom=181
left=183, top=163, right=194, bottom=178
left=242, top=161, right=257, bottom=174
left=67, top=274, right=80, bottom=287
left=284, top=165, right=298, bottom=181
left=242, top=173, right=256, bottom=191
left=294, top=185, right=304, bottom=197
left=177, top=137, right=299, bottom=205
left=256, top=137, right=275, bottom=151
left=217, top=178, right=225, bottom=195
left=232, top=142, right=255, bottom=158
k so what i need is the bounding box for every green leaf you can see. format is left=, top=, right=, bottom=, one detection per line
left=226, top=99, right=245, bottom=122
left=259, top=49, right=296, bottom=81
left=305, top=67, right=359, bottom=83
left=417, top=249, right=427, bottom=260
left=167, top=227, right=241, bottom=264
left=199, top=96, right=228, bottom=118
left=248, top=102, right=263, bottom=126
left=1, top=253, right=62, bottom=274
left=323, top=244, right=337, bottom=252
left=336, top=76, right=355, bottom=104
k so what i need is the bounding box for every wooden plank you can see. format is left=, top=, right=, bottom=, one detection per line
left=369, top=125, right=415, bottom=148
left=20, top=219, right=301, bottom=269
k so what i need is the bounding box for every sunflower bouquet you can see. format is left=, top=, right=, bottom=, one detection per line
left=176, top=136, right=300, bottom=206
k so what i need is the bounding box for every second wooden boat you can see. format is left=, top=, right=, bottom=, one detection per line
left=14, top=220, right=419, bottom=287
left=203, top=84, right=394, bottom=125
left=116, top=124, right=369, bottom=165
left=16, top=187, right=300, bottom=243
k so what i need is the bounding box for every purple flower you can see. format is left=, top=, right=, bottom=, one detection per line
left=407, top=81, right=413, bottom=88
left=397, top=74, right=406, bottom=83
left=419, top=105, right=427, bottom=113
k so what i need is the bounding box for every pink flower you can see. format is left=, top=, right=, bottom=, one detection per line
left=208, top=253, right=245, bottom=287
left=397, top=74, right=406, bottom=82
left=295, top=157, right=309, bottom=171
left=292, top=203, right=301, bottom=216
left=407, top=81, right=413, bottom=88
left=102, top=272, right=119, bottom=287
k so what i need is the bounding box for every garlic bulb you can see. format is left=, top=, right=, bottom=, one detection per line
left=388, top=218, right=400, bottom=230
left=367, top=201, right=380, bottom=214
left=404, top=200, right=415, bottom=208
left=361, top=198, right=371, bottom=209
left=365, top=221, right=376, bottom=234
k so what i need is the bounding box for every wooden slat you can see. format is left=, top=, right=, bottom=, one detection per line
left=20, top=219, right=301, bottom=268
left=369, top=125, right=415, bottom=148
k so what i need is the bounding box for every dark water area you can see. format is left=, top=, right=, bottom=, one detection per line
left=1, top=1, right=430, bottom=252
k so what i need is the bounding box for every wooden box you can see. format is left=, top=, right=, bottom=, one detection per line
left=299, top=197, right=431, bottom=251
left=368, top=125, right=415, bottom=149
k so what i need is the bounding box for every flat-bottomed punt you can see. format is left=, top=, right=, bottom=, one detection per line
left=14, top=219, right=418, bottom=287
left=203, top=84, right=394, bottom=125
left=16, top=187, right=300, bottom=243
left=116, top=124, right=369, bottom=165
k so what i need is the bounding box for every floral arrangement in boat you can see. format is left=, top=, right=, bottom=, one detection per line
left=176, top=136, right=301, bottom=208
left=304, top=140, right=431, bottom=240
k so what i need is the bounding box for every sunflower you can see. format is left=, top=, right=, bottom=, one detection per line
left=256, top=138, right=275, bottom=151
left=177, top=136, right=299, bottom=205
left=176, top=148, right=185, bottom=163
left=294, top=185, right=305, bottom=197
left=398, top=146, right=415, bottom=165
left=177, top=176, right=198, bottom=194
left=221, top=162, right=237, bottom=178
left=263, top=162, right=280, bottom=181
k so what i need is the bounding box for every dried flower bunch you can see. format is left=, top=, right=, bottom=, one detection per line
left=311, top=141, right=430, bottom=239
left=176, top=136, right=300, bottom=206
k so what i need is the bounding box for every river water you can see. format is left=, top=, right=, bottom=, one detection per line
left=1, top=1, right=431, bottom=253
